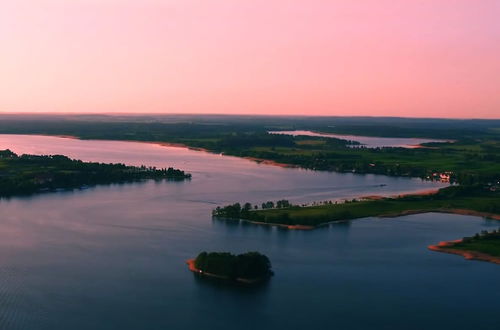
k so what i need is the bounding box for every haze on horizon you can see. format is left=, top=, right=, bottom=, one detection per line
left=1, top=0, right=499, bottom=119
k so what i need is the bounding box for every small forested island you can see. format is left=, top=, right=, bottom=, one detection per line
left=212, top=185, right=500, bottom=229
left=0, top=149, right=191, bottom=197
left=187, top=251, right=273, bottom=284
left=428, top=229, right=500, bottom=264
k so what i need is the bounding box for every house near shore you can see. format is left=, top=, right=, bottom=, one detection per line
left=430, top=172, right=453, bottom=183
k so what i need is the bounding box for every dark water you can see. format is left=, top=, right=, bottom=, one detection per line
left=269, top=130, right=451, bottom=148
left=0, top=135, right=497, bottom=330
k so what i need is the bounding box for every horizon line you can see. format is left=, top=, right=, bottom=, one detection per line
left=0, top=111, right=499, bottom=121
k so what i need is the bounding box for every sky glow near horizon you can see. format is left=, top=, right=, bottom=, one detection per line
left=1, top=0, right=499, bottom=118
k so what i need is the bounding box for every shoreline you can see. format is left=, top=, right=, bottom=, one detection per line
left=54, top=134, right=80, bottom=140
left=16, top=134, right=454, bottom=178
left=243, top=219, right=315, bottom=230
left=428, top=240, right=500, bottom=265
left=62, top=135, right=214, bottom=154
left=379, top=208, right=500, bottom=220
left=243, top=156, right=297, bottom=168
left=186, top=259, right=269, bottom=284
left=361, top=188, right=442, bottom=201
left=220, top=206, right=500, bottom=231
left=38, top=134, right=295, bottom=169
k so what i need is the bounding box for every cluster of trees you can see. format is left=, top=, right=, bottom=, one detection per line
left=0, top=150, right=191, bottom=197
left=261, top=200, right=291, bottom=209
left=212, top=200, right=293, bottom=218
left=406, top=185, right=500, bottom=213
left=212, top=203, right=249, bottom=218
left=455, top=229, right=500, bottom=257
left=194, top=251, right=272, bottom=280
left=462, top=229, right=500, bottom=243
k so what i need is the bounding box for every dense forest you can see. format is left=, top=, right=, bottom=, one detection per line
left=193, top=251, right=273, bottom=281
left=0, top=149, right=190, bottom=197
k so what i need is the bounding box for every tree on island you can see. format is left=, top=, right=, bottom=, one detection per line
left=213, top=199, right=293, bottom=218
left=194, top=251, right=272, bottom=280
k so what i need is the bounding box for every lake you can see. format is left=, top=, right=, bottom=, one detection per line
left=269, top=130, right=451, bottom=148
left=0, top=135, right=497, bottom=330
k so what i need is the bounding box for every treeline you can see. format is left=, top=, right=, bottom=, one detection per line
left=215, top=132, right=354, bottom=150
left=2, top=114, right=498, bottom=140
left=212, top=200, right=292, bottom=218
left=462, top=229, right=500, bottom=243
left=0, top=149, right=191, bottom=197
left=194, top=251, right=273, bottom=280
left=223, top=146, right=500, bottom=185
left=452, top=229, right=500, bottom=257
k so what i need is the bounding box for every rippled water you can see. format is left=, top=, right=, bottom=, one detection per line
left=0, top=135, right=497, bottom=330
left=269, top=130, right=451, bottom=148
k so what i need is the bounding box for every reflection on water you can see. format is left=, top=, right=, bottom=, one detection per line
left=0, top=135, right=497, bottom=330
left=191, top=271, right=272, bottom=291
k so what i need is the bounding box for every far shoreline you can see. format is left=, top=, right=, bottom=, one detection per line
left=9, top=133, right=455, bottom=178
left=35, top=134, right=295, bottom=168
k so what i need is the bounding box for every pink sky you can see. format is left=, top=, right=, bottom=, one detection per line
left=1, top=0, right=499, bottom=118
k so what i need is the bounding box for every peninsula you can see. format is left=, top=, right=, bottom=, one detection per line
left=428, top=229, right=500, bottom=264
left=0, top=149, right=191, bottom=197
left=212, top=185, right=500, bottom=229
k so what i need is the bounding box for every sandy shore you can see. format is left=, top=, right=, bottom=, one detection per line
left=391, top=188, right=441, bottom=198
left=186, top=259, right=230, bottom=279
left=186, top=259, right=198, bottom=272
left=407, top=144, right=439, bottom=149
left=361, top=195, right=385, bottom=200
left=361, top=188, right=441, bottom=201
left=243, top=157, right=297, bottom=168
left=54, top=135, right=79, bottom=139
left=150, top=141, right=211, bottom=153
left=428, top=240, right=500, bottom=265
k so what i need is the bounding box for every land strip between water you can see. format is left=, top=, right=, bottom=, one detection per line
left=428, top=240, right=500, bottom=265
left=213, top=186, right=500, bottom=228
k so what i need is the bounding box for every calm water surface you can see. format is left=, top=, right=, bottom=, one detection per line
left=269, top=130, right=451, bottom=148
left=0, top=135, right=497, bottom=330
